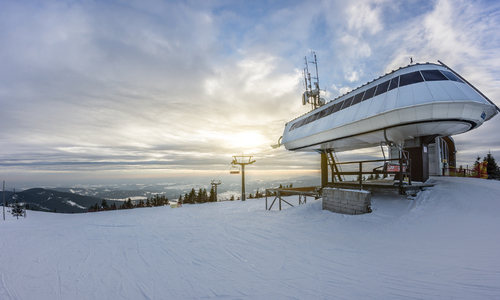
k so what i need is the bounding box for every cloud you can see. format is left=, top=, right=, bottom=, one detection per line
left=378, top=0, right=500, bottom=165
left=345, top=0, right=385, bottom=35
left=1, top=0, right=500, bottom=186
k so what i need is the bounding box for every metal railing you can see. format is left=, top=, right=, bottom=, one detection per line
left=331, top=158, right=412, bottom=190
left=445, top=165, right=487, bottom=178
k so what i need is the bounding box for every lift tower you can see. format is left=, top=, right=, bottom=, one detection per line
left=210, top=180, right=221, bottom=202
left=231, top=156, right=255, bottom=201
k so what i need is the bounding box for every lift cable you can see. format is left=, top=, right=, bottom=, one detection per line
left=213, top=162, right=233, bottom=180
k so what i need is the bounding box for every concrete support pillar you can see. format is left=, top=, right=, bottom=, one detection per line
left=321, top=152, right=328, bottom=188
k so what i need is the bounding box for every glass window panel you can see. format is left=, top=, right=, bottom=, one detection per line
left=441, top=70, right=464, bottom=83
left=374, top=80, right=390, bottom=96
left=421, top=69, right=448, bottom=81
left=310, top=112, right=320, bottom=122
left=331, top=102, right=343, bottom=114
left=399, top=71, right=424, bottom=87
left=351, top=93, right=363, bottom=106
left=341, top=97, right=353, bottom=110
left=304, top=115, right=315, bottom=125
left=318, top=107, right=329, bottom=119
left=294, top=120, right=304, bottom=129
left=323, top=104, right=336, bottom=117
left=362, top=86, right=376, bottom=101
left=347, top=92, right=364, bottom=106
left=297, top=119, right=306, bottom=128
left=388, top=76, right=399, bottom=91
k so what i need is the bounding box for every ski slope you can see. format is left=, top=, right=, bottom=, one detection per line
left=1, top=177, right=499, bottom=299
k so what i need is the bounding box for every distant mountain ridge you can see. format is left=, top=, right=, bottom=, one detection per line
left=0, top=188, right=122, bottom=213
left=0, top=176, right=320, bottom=213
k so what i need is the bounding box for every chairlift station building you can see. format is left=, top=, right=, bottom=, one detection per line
left=281, top=60, right=499, bottom=185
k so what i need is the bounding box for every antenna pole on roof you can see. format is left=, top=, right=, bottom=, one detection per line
left=302, top=51, right=325, bottom=110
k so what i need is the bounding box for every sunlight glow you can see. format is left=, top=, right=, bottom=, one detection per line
left=229, top=132, right=268, bottom=151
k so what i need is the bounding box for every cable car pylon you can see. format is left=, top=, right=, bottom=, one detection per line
left=210, top=180, right=222, bottom=202
left=231, top=155, right=255, bottom=201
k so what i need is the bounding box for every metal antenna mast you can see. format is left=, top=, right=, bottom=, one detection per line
left=210, top=180, right=221, bottom=202
left=231, top=156, right=256, bottom=201
left=302, top=51, right=325, bottom=110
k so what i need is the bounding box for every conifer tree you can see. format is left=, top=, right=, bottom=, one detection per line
left=11, top=200, right=24, bottom=219
left=483, top=151, right=500, bottom=179
left=190, top=188, right=197, bottom=204
left=209, top=186, right=215, bottom=202
left=186, top=188, right=196, bottom=204
left=202, top=188, right=208, bottom=203
left=126, top=198, right=133, bottom=209
left=197, top=188, right=203, bottom=203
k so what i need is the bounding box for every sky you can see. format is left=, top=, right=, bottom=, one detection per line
left=1, top=0, right=500, bottom=187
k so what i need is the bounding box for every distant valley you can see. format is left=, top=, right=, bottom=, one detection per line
left=0, top=176, right=320, bottom=214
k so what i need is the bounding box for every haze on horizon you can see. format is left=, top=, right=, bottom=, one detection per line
left=1, top=0, right=500, bottom=188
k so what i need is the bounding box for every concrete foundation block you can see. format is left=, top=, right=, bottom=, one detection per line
left=322, top=188, right=372, bottom=215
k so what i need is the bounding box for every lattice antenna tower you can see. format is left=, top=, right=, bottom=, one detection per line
left=302, top=51, right=325, bottom=110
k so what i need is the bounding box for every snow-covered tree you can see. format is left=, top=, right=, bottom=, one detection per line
left=11, top=200, right=25, bottom=219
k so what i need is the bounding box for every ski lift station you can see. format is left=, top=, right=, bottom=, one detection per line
left=280, top=54, right=499, bottom=194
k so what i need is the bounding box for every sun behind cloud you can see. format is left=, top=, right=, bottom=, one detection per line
left=229, top=131, right=269, bottom=153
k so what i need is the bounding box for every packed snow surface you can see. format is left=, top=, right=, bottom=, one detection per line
left=1, top=177, right=499, bottom=299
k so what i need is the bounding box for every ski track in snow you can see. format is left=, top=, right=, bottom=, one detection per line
left=1, top=177, right=500, bottom=299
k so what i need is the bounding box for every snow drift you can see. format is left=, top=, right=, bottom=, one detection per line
left=1, top=177, right=499, bottom=299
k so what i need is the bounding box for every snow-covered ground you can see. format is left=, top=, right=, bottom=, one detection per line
left=1, top=177, right=499, bottom=299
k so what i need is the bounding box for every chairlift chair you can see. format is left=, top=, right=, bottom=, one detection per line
left=230, top=166, right=240, bottom=174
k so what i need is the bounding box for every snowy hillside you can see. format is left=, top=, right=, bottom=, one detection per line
left=1, top=177, right=499, bottom=299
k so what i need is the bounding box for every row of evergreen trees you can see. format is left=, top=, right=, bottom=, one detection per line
left=178, top=186, right=274, bottom=203
left=87, top=194, right=170, bottom=212
left=180, top=188, right=216, bottom=204
left=87, top=184, right=297, bottom=212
